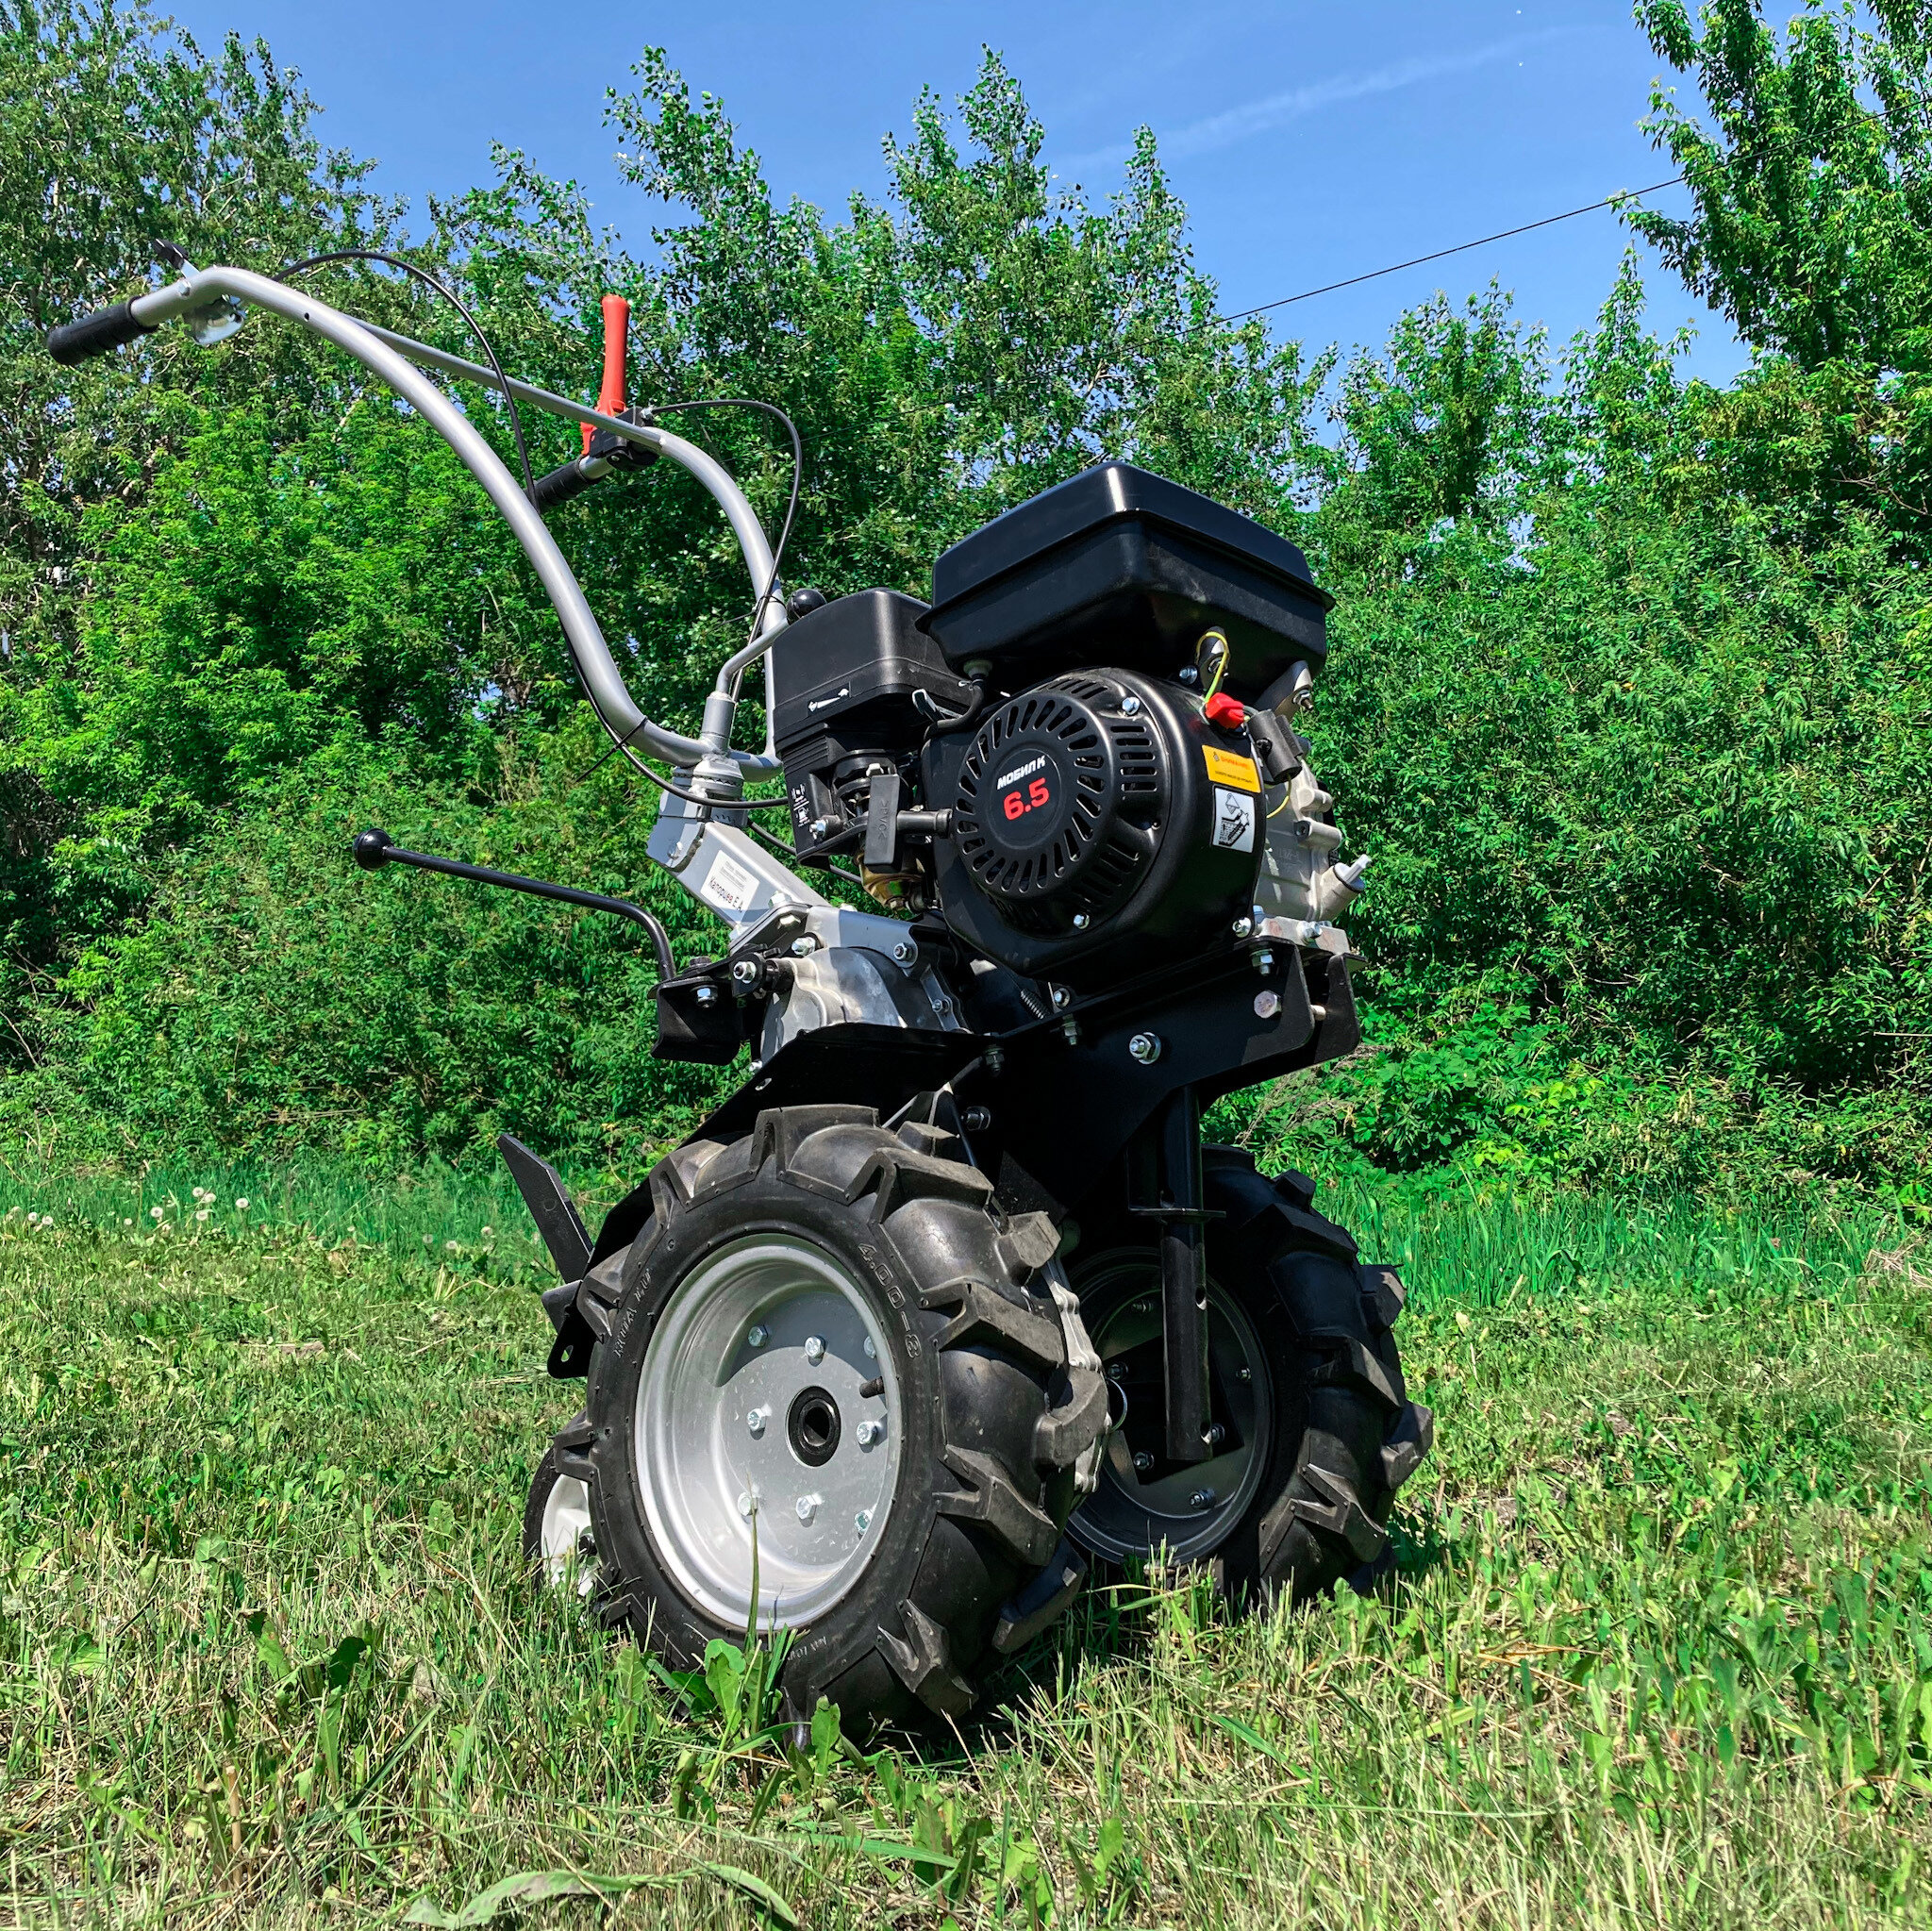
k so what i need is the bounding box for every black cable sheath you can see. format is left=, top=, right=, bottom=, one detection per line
left=283, top=249, right=538, bottom=499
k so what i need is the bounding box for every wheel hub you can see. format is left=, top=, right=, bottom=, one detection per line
left=1069, top=1255, right=1273, bottom=1564
left=636, top=1233, right=901, bottom=1628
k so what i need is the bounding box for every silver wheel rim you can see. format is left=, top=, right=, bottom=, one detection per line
left=636, top=1233, right=902, bottom=1628
left=539, top=1473, right=595, bottom=1597
left=1070, top=1255, right=1273, bottom=1564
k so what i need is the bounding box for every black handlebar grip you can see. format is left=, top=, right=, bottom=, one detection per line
left=45, top=300, right=158, bottom=366
left=529, top=456, right=605, bottom=515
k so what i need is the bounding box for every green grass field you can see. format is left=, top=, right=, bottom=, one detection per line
left=5, top=1180, right=1931, bottom=1927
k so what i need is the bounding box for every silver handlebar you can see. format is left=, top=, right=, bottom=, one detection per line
left=129, top=267, right=783, bottom=779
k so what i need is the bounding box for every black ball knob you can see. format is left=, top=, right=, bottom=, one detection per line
left=353, top=827, right=393, bottom=872
left=784, top=585, right=827, bottom=622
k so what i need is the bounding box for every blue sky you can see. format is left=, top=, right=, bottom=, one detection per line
left=160, top=0, right=1750, bottom=386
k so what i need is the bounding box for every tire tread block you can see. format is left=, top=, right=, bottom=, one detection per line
left=1380, top=1401, right=1435, bottom=1491
left=1259, top=1462, right=1389, bottom=1571
left=935, top=1446, right=1059, bottom=1568
left=992, top=1537, right=1089, bottom=1655
left=1358, top=1263, right=1407, bottom=1331
left=924, top=1275, right=1066, bottom=1370
left=877, top=1598, right=974, bottom=1716
left=1312, top=1337, right=1405, bottom=1412
left=1034, top=1366, right=1110, bottom=1469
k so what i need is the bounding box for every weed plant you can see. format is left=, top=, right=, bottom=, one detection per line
left=4, top=1189, right=1929, bottom=1924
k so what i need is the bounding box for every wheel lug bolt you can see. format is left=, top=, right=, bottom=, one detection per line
left=804, top=1335, right=825, bottom=1365
left=855, top=1509, right=872, bottom=1533
left=747, top=1324, right=769, bottom=1349
left=746, top=1407, right=768, bottom=1437
left=1133, top=1451, right=1154, bottom=1473
left=795, top=1492, right=821, bottom=1524
left=1190, top=1488, right=1216, bottom=1510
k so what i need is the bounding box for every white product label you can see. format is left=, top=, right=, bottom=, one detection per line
left=703, top=849, right=760, bottom=914
left=1211, top=788, right=1257, bottom=854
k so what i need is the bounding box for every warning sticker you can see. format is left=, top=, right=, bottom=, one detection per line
left=703, top=848, right=760, bottom=914
left=1203, top=745, right=1260, bottom=793
left=1211, top=788, right=1257, bottom=854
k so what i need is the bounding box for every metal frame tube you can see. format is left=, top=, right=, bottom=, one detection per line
left=132, top=269, right=785, bottom=774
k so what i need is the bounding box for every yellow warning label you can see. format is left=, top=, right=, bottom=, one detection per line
left=1203, top=746, right=1260, bottom=793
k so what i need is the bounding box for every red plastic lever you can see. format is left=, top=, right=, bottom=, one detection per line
left=1204, top=691, right=1247, bottom=729
left=582, top=293, right=631, bottom=453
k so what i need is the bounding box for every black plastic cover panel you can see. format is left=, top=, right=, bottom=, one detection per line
left=923, top=461, right=1332, bottom=691
left=769, top=588, right=973, bottom=764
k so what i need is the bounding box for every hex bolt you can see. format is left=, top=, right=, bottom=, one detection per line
left=891, top=940, right=916, bottom=965
left=809, top=818, right=829, bottom=839
left=1108, top=1360, right=1129, bottom=1382
left=746, top=1407, right=769, bottom=1437
left=1254, top=990, right=1281, bottom=1020
left=1231, top=915, right=1255, bottom=939
left=795, top=1492, right=822, bottom=1524
left=694, top=985, right=719, bottom=1006
left=1133, top=1451, right=1155, bottom=1473
left=1119, top=693, right=1142, bottom=715
left=1190, top=1488, right=1216, bottom=1510
left=791, top=935, right=817, bottom=957
left=730, top=957, right=761, bottom=987
left=1178, top=665, right=1200, bottom=686
left=804, top=1334, right=826, bottom=1365
left=961, top=1106, right=992, bottom=1133
left=1061, top=1017, right=1082, bottom=1046
left=855, top=1509, right=872, bottom=1533
left=1205, top=1423, right=1225, bottom=1448
left=747, top=1323, right=769, bottom=1349
left=1128, top=1032, right=1163, bottom=1065
left=1252, top=904, right=1266, bottom=925
left=1049, top=983, right=1073, bottom=1011
left=1071, top=912, right=1090, bottom=929
left=1252, top=948, right=1274, bottom=975
left=1238, top=1365, right=1253, bottom=1383
left=856, top=1419, right=883, bottom=1447
left=738, top=1490, right=755, bottom=1517
left=862, top=1334, right=876, bottom=1359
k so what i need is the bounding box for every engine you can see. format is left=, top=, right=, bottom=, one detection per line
left=767, top=461, right=1366, bottom=988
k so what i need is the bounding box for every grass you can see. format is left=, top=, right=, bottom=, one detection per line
left=3, top=1178, right=1931, bottom=1926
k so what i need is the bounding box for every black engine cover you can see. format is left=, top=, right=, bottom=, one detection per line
left=924, top=669, right=1264, bottom=985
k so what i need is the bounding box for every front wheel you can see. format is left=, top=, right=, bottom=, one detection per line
left=1070, top=1147, right=1432, bottom=1601
left=548, top=1106, right=1108, bottom=1732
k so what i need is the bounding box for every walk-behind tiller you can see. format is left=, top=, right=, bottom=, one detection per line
left=49, top=265, right=1433, bottom=1730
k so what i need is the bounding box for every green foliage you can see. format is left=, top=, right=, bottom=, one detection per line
left=0, top=0, right=1927, bottom=1189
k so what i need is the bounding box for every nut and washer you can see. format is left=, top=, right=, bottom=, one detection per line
left=1231, top=915, right=1255, bottom=939
left=804, top=1335, right=826, bottom=1365
left=1190, top=1488, right=1217, bottom=1510
left=1049, top=984, right=1073, bottom=1010
left=694, top=985, right=718, bottom=1005
left=730, top=957, right=761, bottom=987
left=747, top=1324, right=770, bottom=1350
left=1133, top=1451, right=1155, bottom=1473
left=891, top=940, right=916, bottom=965
left=1128, top=1032, right=1163, bottom=1065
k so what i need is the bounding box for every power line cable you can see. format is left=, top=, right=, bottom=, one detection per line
left=1218, top=175, right=1686, bottom=322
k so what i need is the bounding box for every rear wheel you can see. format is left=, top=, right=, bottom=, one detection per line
left=1070, top=1147, right=1432, bottom=1601
left=541, top=1106, right=1108, bottom=1732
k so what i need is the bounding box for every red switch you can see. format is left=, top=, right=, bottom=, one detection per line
left=1204, top=691, right=1247, bottom=729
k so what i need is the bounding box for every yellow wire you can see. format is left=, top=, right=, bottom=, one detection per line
left=1198, top=629, right=1230, bottom=700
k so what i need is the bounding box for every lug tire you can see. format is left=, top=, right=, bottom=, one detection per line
left=1071, top=1145, right=1432, bottom=1603
left=542, top=1106, right=1106, bottom=1732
